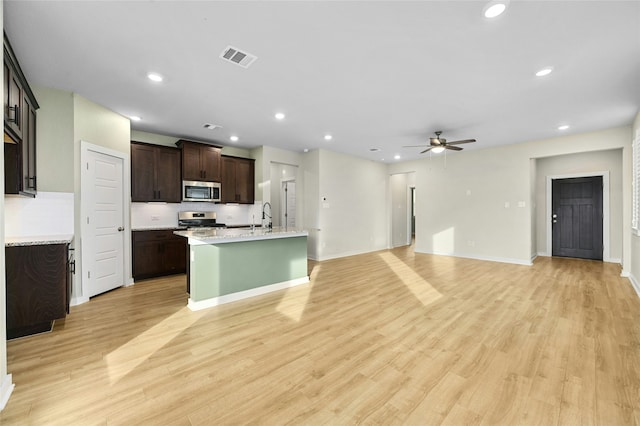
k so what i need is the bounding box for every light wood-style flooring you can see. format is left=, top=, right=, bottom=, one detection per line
left=2, top=245, right=639, bottom=425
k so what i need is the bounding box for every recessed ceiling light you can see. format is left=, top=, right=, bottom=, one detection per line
left=483, top=1, right=508, bottom=18
left=230, top=135, right=239, bottom=142
left=129, top=115, right=141, bottom=121
left=275, top=112, right=285, bottom=120
left=324, top=134, right=333, bottom=141
left=394, top=154, right=401, bottom=160
left=535, top=67, right=553, bottom=77
left=369, top=148, right=381, bottom=152
left=558, top=125, right=570, bottom=131
left=147, top=72, right=163, bottom=82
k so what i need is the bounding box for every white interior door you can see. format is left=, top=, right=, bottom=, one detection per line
left=85, top=149, right=125, bottom=297
left=281, top=180, right=296, bottom=228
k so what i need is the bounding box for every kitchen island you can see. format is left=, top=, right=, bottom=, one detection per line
left=174, top=227, right=309, bottom=311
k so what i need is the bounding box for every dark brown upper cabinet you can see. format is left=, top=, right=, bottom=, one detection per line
left=4, top=31, right=38, bottom=197
left=176, top=139, right=221, bottom=182
left=131, top=142, right=181, bottom=203
left=221, top=155, right=255, bottom=204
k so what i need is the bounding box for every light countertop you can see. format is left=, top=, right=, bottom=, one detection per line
left=132, top=226, right=186, bottom=231
left=6, top=234, right=74, bottom=247
left=174, top=227, right=308, bottom=245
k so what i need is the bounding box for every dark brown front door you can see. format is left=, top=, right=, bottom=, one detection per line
left=552, top=176, right=603, bottom=260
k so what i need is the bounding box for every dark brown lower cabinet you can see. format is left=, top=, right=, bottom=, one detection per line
left=6, top=243, right=70, bottom=339
left=132, top=229, right=187, bottom=280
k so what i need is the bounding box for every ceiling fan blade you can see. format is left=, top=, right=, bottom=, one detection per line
left=420, top=147, right=433, bottom=154
left=446, top=139, right=476, bottom=145
left=445, top=145, right=463, bottom=151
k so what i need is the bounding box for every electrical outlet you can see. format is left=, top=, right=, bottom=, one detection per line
left=151, top=216, right=159, bottom=221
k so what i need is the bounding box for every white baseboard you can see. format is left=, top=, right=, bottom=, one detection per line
left=0, top=374, right=14, bottom=411
left=188, top=276, right=310, bottom=311
left=537, top=251, right=549, bottom=257
left=629, top=274, right=640, bottom=298
left=417, top=250, right=533, bottom=266
left=70, top=296, right=90, bottom=306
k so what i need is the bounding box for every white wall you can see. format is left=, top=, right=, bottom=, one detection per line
left=390, top=173, right=413, bottom=247
left=314, top=149, right=388, bottom=260
left=389, top=126, right=632, bottom=266
left=5, top=192, right=74, bottom=236
left=73, top=94, right=131, bottom=302
left=32, top=85, right=74, bottom=193
left=270, top=162, right=299, bottom=227
left=535, top=149, right=623, bottom=260
left=631, top=113, right=640, bottom=296
left=303, top=150, right=320, bottom=259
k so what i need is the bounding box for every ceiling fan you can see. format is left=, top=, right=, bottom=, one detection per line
left=405, top=131, right=476, bottom=154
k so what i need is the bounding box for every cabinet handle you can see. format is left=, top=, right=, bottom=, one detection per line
left=158, top=190, right=161, bottom=199
left=8, top=104, right=19, bottom=126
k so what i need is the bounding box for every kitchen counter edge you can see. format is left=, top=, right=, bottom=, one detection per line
left=6, top=234, right=74, bottom=247
left=174, top=227, right=308, bottom=245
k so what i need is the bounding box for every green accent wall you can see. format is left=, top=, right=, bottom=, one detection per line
left=190, top=236, right=308, bottom=302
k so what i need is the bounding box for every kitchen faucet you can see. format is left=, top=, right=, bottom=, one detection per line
left=262, top=202, right=272, bottom=229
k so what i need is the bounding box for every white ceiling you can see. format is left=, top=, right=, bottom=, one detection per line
left=4, top=1, right=640, bottom=162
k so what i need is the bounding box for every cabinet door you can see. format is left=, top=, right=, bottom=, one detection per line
left=221, top=156, right=237, bottom=203
left=201, top=146, right=221, bottom=182
left=132, top=239, right=163, bottom=278
left=163, top=237, right=187, bottom=274
left=235, top=158, right=255, bottom=204
left=131, top=143, right=156, bottom=201
left=22, top=95, right=37, bottom=194
left=182, top=143, right=202, bottom=181
left=155, top=146, right=181, bottom=202
left=4, top=63, right=23, bottom=140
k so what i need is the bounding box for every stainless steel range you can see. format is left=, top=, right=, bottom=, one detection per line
left=178, top=211, right=226, bottom=230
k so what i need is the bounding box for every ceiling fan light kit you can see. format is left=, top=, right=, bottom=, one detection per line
left=404, top=131, right=477, bottom=155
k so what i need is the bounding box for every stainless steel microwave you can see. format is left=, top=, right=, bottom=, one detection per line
left=182, top=180, right=221, bottom=202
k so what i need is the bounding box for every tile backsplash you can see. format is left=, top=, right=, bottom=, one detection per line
left=5, top=192, right=74, bottom=236
left=131, top=201, right=263, bottom=229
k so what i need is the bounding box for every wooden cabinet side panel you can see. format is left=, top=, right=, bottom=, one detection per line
left=4, top=142, right=21, bottom=194
left=6, top=244, right=67, bottom=329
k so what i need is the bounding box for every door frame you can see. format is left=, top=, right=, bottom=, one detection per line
left=545, top=171, right=611, bottom=261
left=280, top=177, right=296, bottom=227
left=78, top=141, right=132, bottom=305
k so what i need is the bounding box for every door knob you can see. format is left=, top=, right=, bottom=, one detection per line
left=552, top=214, right=557, bottom=218
left=118, top=227, right=124, bottom=232
left=552, top=220, right=557, bottom=224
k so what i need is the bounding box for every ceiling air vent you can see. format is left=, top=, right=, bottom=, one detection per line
left=220, top=46, right=257, bottom=69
